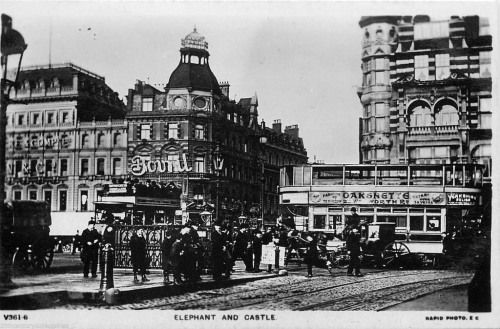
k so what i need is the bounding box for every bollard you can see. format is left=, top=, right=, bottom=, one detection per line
left=99, top=244, right=114, bottom=294
left=273, top=246, right=280, bottom=273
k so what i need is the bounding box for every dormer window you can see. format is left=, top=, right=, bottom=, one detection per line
left=142, top=97, right=153, bottom=112
left=50, top=77, right=59, bottom=88
left=36, top=78, right=45, bottom=89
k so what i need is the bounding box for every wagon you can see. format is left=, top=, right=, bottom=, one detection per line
left=327, top=222, right=414, bottom=270
left=2, top=201, right=55, bottom=273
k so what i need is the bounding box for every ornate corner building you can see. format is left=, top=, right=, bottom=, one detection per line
left=357, top=15, right=492, bottom=180
left=5, top=63, right=128, bottom=227
left=123, top=29, right=308, bottom=225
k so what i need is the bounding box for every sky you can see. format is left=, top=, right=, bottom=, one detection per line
left=2, top=1, right=497, bottom=163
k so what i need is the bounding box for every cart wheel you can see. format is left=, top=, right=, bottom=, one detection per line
left=331, top=254, right=350, bottom=270
left=34, top=249, right=54, bottom=270
left=12, top=249, right=35, bottom=274
left=381, top=242, right=410, bottom=269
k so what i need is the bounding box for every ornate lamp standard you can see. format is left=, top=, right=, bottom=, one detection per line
left=212, top=143, right=223, bottom=225
left=258, top=121, right=268, bottom=231
left=0, top=13, right=27, bottom=289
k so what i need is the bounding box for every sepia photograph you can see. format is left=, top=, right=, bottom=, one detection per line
left=0, top=1, right=498, bottom=328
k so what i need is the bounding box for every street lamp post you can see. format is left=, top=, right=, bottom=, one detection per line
left=212, top=143, right=223, bottom=225
left=259, top=134, right=267, bottom=231
left=0, top=13, right=27, bottom=289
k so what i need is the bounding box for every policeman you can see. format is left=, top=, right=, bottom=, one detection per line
left=81, top=220, right=101, bottom=278
left=211, top=221, right=225, bottom=280
left=346, top=222, right=363, bottom=277
left=252, top=230, right=263, bottom=272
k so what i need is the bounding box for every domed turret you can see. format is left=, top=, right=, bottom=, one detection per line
left=181, top=27, right=208, bottom=50
left=166, top=27, right=221, bottom=94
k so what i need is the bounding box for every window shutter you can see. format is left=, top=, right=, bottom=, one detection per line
left=177, top=123, right=182, bottom=139
left=164, top=124, right=169, bottom=139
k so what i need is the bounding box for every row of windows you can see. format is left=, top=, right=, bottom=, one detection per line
left=20, top=77, right=60, bottom=90
left=81, top=132, right=123, bottom=148
left=12, top=189, right=94, bottom=212
left=13, top=110, right=71, bottom=126
left=13, top=189, right=67, bottom=211
left=413, top=19, right=490, bottom=40
left=11, top=158, right=124, bottom=177
left=311, top=212, right=442, bottom=232
left=363, top=52, right=492, bottom=86
left=138, top=124, right=205, bottom=141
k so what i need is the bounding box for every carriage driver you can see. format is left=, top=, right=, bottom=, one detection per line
left=81, top=220, right=102, bottom=278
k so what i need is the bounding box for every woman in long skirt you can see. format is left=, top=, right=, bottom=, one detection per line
left=130, top=228, right=149, bottom=283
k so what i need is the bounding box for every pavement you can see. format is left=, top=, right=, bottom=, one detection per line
left=0, top=253, right=279, bottom=309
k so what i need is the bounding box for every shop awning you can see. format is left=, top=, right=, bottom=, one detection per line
left=50, top=211, right=94, bottom=236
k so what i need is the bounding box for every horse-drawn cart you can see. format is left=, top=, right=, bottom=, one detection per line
left=2, top=201, right=54, bottom=273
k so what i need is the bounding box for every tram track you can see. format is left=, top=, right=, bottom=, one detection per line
left=133, top=269, right=465, bottom=310
left=227, top=272, right=471, bottom=311
left=295, top=275, right=471, bottom=311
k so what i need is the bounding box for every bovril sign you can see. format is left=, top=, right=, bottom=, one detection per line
left=129, top=155, right=193, bottom=176
left=309, top=191, right=446, bottom=206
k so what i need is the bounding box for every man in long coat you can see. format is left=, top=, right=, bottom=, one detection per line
left=81, top=221, right=101, bottom=278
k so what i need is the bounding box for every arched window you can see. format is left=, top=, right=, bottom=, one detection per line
left=435, top=104, right=459, bottom=126
left=81, top=134, right=90, bottom=148
left=113, top=133, right=122, bottom=146
left=36, top=78, right=45, bottom=89
left=194, top=125, right=204, bottom=140
left=50, top=77, right=59, bottom=88
left=409, top=102, right=432, bottom=126
left=97, top=132, right=106, bottom=147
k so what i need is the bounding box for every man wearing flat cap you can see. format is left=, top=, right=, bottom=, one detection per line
left=81, top=220, right=101, bottom=278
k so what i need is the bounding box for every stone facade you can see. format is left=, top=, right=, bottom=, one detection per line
left=358, top=15, right=492, bottom=180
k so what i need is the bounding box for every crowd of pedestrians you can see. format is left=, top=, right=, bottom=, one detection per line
left=76, top=208, right=367, bottom=283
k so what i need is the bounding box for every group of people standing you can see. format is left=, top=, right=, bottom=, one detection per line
left=78, top=207, right=365, bottom=282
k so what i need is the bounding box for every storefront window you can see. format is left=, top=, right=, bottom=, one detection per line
left=426, top=215, right=441, bottom=232
left=313, top=215, right=326, bottom=229
left=328, top=215, right=340, bottom=230
left=410, top=215, right=424, bottom=231
left=29, top=190, right=37, bottom=200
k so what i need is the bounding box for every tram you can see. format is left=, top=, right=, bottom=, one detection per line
left=279, top=163, right=487, bottom=266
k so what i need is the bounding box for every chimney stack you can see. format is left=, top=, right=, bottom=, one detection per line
left=272, top=119, right=282, bottom=134
left=219, top=81, right=230, bottom=98
left=284, top=124, right=299, bottom=139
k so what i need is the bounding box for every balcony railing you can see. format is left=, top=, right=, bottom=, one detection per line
left=408, top=125, right=459, bottom=136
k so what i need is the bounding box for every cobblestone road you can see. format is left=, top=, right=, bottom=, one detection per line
left=54, top=266, right=473, bottom=311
